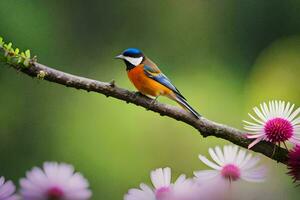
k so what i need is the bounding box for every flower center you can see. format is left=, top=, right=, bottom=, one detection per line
left=155, top=186, right=171, bottom=200
left=264, top=117, right=293, bottom=143
left=47, top=186, right=64, bottom=200
left=221, top=164, right=240, bottom=181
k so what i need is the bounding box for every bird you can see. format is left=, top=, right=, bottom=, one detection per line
left=115, top=48, right=201, bottom=119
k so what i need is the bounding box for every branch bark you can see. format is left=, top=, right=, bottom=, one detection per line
left=2, top=61, right=288, bottom=164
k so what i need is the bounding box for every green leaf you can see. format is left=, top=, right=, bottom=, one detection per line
left=0, top=37, right=36, bottom=68
left=7, top=42, right=12, bottom=50
left=25, top=50, right=31, bottom=58
left=15, top=48, right=20, bottom=55
left=0, top=37, right=3, bottom=47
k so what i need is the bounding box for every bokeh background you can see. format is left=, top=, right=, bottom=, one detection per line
left=0, top=0, right=300, bottom=199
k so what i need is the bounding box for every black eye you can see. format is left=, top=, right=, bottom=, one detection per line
left=123, top=48, right=144, bottom=58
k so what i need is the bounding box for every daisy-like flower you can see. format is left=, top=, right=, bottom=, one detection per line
left=20, top=162, right=92, bottom=200
left=287, top=145, right=300, bottom=183
left=0, top=177, right=18, bottom=200
left=243, top=100, right=300, bottom=148
left=194, top=145, right=266, bottom=184
left=124, top=167, right=199, bottom=200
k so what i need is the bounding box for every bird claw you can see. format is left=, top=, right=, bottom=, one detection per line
left=149, top=96, right=159, bottom=107
left=150, top=98, right=156, bottom=106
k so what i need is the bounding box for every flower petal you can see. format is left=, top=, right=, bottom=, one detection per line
left=198, top=155, right=222, bottom=170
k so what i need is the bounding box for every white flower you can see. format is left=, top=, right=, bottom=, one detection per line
left=124, top=167, right=199, bottom=200
left=20, top=162, right=92, bottom=200
left=194, top=145, right=266, bottom=184
left=243, top=100, right=300, bottom=148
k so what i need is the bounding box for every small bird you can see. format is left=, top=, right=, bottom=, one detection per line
left=115, top=48, right=201, bottom=118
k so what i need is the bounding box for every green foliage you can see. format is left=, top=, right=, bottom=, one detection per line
left=0, top=36, right=34, bottom=68
left=0, top=37, right=4, bottom=46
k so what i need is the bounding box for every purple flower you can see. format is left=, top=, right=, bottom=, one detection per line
left=0, top=177, right=18, bottom=200
left=287, top=145, right=300, bottom=183
left=20, top=162, right=92, bottom=200
left=243, top=100, right=300, bottom=148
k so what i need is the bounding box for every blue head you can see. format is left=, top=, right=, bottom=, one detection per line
left=122, top=48, right=143, bottom=58
left=115, top=48, right=145, bottom=70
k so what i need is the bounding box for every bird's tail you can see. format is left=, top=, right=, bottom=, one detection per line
left=172, top=93, right=201, bottom=119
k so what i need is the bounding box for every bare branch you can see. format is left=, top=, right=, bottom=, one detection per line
left=1, top=60, right=288, bottom=164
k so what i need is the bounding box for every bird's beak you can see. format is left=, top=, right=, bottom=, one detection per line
left=115, top=54, right=124, bottom=59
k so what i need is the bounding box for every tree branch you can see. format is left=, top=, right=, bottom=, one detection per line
left=0, top=39, right=288, bottom=164
left=1, top=61, right=288, bottom=164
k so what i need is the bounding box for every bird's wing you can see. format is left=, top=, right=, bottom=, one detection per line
left=143, top=65, right=186, bottom=100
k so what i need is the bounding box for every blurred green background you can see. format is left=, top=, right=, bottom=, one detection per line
left=0, top=0, right=300, bottom=199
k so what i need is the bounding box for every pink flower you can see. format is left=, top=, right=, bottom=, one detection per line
left=124, top=167, right=199, bottom=200
left=287, top=145, right=300, bottom=183
left=243, top=100, right=300, bottom=148
left=0, top=177, right=18, bottom=200
left=194, top=145, right=266, bottom=183
left=20, top=162, right=92, bottom=200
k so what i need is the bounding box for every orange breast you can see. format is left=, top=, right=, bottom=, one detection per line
left=127, top=65, right=172, bottom=97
